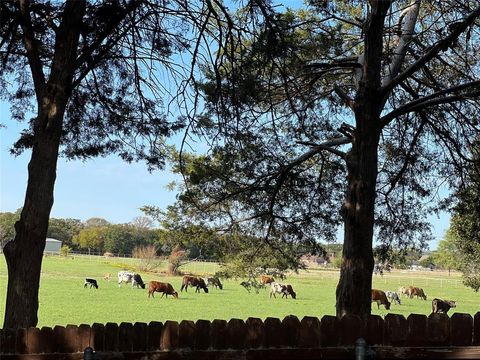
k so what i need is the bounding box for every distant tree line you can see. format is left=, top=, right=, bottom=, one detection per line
left=0, top=211, right=215, bottom=258
left=0, top=210, right=311, bottom=269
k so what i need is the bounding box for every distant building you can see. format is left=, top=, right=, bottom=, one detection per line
left=45, top=238, right=62, bottom=253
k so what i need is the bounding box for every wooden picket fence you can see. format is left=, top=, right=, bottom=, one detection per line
left=1, top=312, right=480, bottom=359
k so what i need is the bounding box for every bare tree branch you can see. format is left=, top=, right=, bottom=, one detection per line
left=381, top=4, right=480, bottom=95
left=18, top=0, right=46, bottom=102
left=381, top=80, right=480, bottom=127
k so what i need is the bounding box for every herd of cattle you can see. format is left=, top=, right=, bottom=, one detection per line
left=84, top=272, right=297, bottom=299
left=371, top=286, right=457, bottom=314
left=86, top=272, right=457, bottom=314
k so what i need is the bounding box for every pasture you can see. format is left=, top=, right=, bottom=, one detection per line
left=0, top=254, right=477, bottom=328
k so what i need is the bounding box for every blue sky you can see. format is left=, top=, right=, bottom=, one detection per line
left=0, top=101, right=181, bottom=224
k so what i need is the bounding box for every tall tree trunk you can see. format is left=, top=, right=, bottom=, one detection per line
left=3, top=108, right=63, bottom=328
left=335, top=0, right=390, bottom=318
left=335, top=116, right=380, bottom=318
left=3, top=0, right=86, bottom=329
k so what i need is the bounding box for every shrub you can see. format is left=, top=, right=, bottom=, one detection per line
left=60, top=245, right=71, bottom=257
left=132, top=245, right=162, bottom=271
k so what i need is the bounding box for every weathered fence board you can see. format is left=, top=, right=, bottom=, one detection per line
left=1, top=313, right=480, bottom=359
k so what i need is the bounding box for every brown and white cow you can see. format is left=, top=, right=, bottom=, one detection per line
left=270, top=282, right=296, bottom=299
left=148, top=281, right=178, bottom=299
left=281, top=284, right=297, bottom=299
left=398, top=286, right=409, bottom=297
left=371, top=289, right=391, bottom=310
left=181, top=275, right=209, bottom=293
left=118, top=271, right=146, bottom=289
left=432, top=298, right=456, bottom=314
left=406, top=286, right=427, bottom=300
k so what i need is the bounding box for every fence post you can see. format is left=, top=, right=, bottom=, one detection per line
left=355, top=338, right=366, bottom=360
left=83, top=346, right=98, bottom=360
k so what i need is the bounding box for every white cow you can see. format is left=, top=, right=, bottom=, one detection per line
left=385, top=290, right=401, bottom=305
left=270, top=282, right=284, bottom=298
left=117, top=271, right=145, bottom=289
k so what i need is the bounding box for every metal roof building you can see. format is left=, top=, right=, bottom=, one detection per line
left=45, top=238, right=62, bottom=253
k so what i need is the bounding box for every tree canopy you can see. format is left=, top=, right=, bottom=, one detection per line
left=0, top=0, right=231, bottom=328
left=167, top=1, right=480, bottom=317
left=448, top=138, right=480, bottom=290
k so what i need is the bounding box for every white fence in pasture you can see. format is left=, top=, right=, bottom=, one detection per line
left=300, top=268, right=464, bottom=289
left=43, top=250, right=223, bottom=275
left=374, top=272, right=464, bottom=289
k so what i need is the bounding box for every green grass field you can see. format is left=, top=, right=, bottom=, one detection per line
left=0, top=254, right=477, bottom=328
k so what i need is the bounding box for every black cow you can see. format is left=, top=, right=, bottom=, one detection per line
left=133, top=274, right=146, bottom=289
left=432, top=298, right=456, bottom=314
left=84, top=278, right=98, bottom=289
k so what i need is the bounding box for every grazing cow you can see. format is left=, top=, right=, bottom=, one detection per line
left=84, top=278, right=98, bottom=289
left=205, top=276, right=223, bottom=290
left=117, top=271, right=146, bottom=289
left=385, top=290, right=401, bottom=305
left=270, top=282, right=295, bottom=299
left=181, top=275, right=209, bottom=293
left=260, top=275, right=275, bottom=285
left=281, top=284, right=297, bottom=299
left=103, top=273, right=111, bottom=281
left=371, top=289, right=391, bottom=310
left=432, top=298, right=456, bottom=314
left=148, top=281, right=178, bottom=299
left=398, top=286, right=409, bottom=297
left=270, top=282, right=284, bottom=298
left=406, top=286, right=427, bottom=300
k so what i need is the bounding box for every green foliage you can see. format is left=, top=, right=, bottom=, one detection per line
left=142, top=205, right=230, bottom=259
left=60, top=245, right=72, bottom=257
left=143, top=205, right=313, bottom=277
left=0, top=209, right=21, bottom=247
left=1, top=211, right=83, bottom=250
left=165, top=2, right=480, bottom=282
left=84, top=218, right=111, bottom=228
left=387, top=247, right=423, bottom=269
left=73, top=227, right=108, bottom=252
left=1, top=1, right=191, bottom=169
left=449, top=139, right=480, bottom=291
left=433, top=231, right=462, bottom=274
left=418, top=255, right=434, bottom=269
left=216, top=232, right=308, bottom=279
left=47, top=218, right=84, bottom=249
left=331, top=253, right=343, bottom=269
left=73, top=222, right=161, bottom=255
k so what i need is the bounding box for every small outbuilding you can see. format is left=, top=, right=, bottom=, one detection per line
left=45, top=238, right=62, bottom=253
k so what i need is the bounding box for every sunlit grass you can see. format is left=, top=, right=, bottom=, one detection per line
left=0, top=255, right=477, bottom=328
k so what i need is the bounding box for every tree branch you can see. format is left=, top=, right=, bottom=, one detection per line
left=18, top=0, right=46, bottom=102
left=380, top=80, right=480, bottom=127
left=334, top=84, right=354, bottom=109
left=381, top=4, right=480, bottom=95
left=381, top=0, right=420, bottom=87
left=384, top=118, right=426, bottom=197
